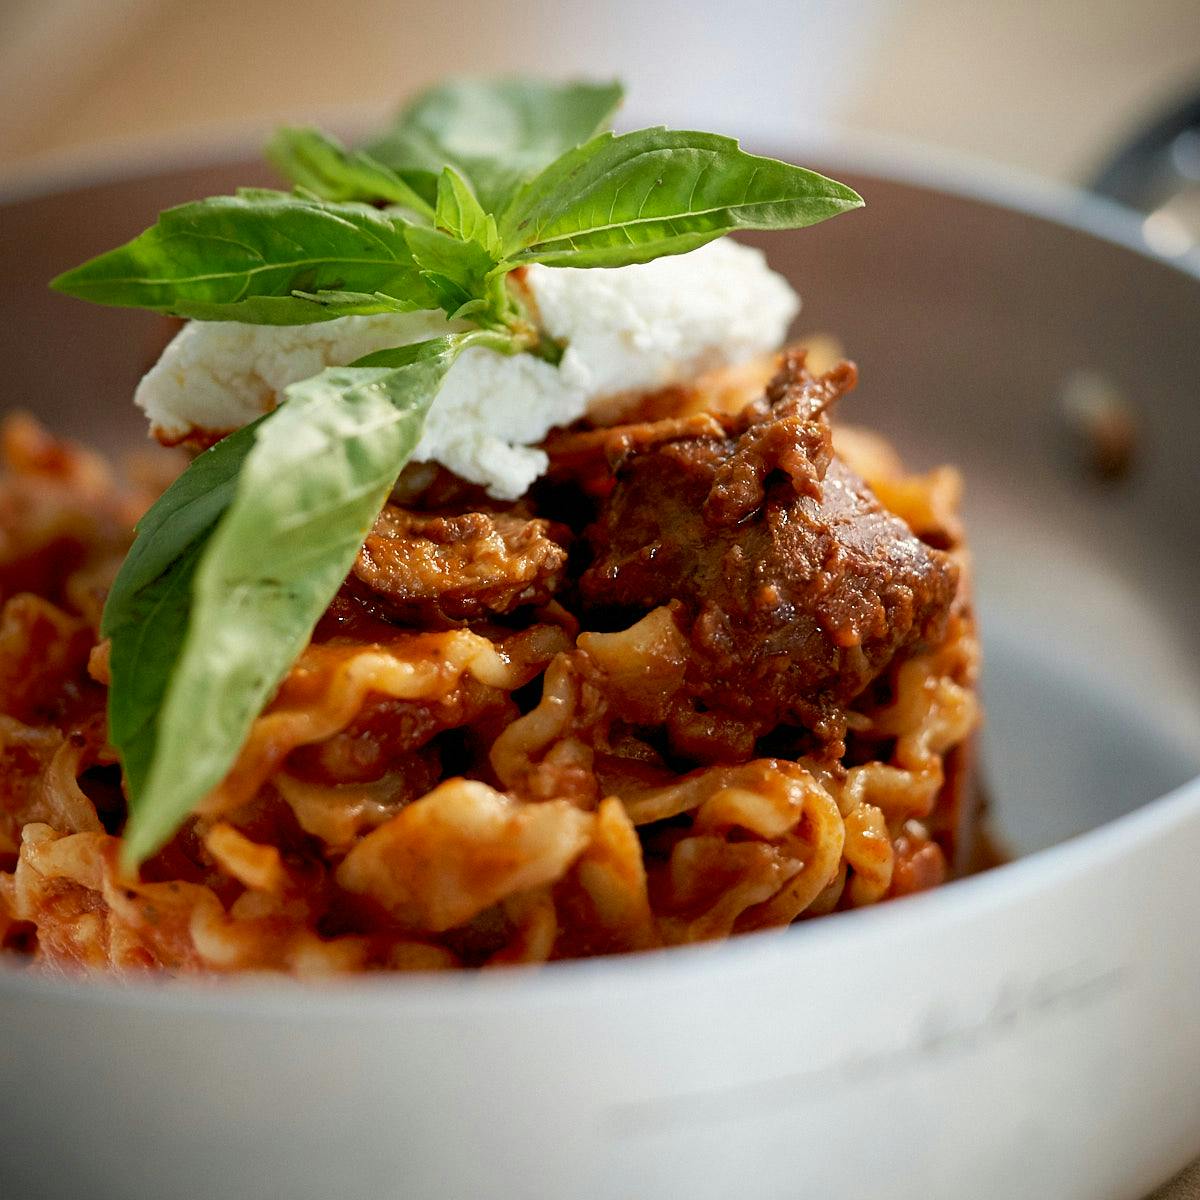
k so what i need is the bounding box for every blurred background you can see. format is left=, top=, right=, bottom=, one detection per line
left=1, top=0, right=1197, bottom=194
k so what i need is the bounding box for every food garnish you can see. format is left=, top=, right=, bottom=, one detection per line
left=50, top=78, right=863, bottom=866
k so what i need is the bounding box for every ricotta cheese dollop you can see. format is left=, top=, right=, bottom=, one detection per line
left=135, top=238, right=799, bottom=500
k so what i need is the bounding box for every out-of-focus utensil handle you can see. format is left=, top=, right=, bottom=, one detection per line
left=1091, top=93, right=1200, bottom=266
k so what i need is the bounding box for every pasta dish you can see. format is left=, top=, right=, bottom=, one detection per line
left=0, top=349, right=978, bottom=972
left=0, top=78, right=979, bottom=975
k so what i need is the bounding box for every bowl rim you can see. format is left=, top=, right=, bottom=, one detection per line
left=1, top=130, right=1197, bottom=1011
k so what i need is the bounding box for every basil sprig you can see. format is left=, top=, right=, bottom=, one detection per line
left=51, top=76, right=863, bottom=865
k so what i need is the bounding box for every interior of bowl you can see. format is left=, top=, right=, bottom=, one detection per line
left=2, top=148, right=1197, bottom=864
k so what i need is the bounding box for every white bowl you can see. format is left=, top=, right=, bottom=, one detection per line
left=1, top=142, right=1197, bottom=1200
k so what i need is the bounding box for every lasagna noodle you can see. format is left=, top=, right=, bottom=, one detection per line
left=0, top=386, right=980, bottom=975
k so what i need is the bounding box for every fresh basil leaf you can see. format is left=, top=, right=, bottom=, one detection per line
left=51, top=193, right=436, bottom=321
left=106, top=538, right=206, bottom=806
left=498, top=128, right=864, bottom=267
left=103, top=421, right=261, bottom=620
left=405, top=224, right=499, bottom=319
left=435, top=167, right=499, bottom=255
left=352, top=129, right=446, bottom=209
left=267, top=126, right=435, bottom=219
left=102, top=423, right=261, bottom=801
left=119, top=341, right=463, bottom=865
left=405, top=225, right=497, bottom=284
left=399, top=78, right=624, bottom=165
left=366, top=77, right=623, bottom=210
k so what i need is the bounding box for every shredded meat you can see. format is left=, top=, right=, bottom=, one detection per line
left=351, top=506, right=570, bottom=626
left=580, top=351, right=959, bottom=740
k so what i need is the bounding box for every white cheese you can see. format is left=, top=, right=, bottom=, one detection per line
left=135, top=238, right=799, bottom=499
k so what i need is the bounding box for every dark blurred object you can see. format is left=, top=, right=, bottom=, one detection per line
left=1057, top=369, right=1139, bottom=483
left=1093, top=92, right=1200, bottom=263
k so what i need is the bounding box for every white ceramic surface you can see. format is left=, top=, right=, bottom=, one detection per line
left=0, top=144, right=1197, bottom=1200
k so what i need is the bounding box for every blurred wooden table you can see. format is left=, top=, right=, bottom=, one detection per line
left=2, top=0, right=1198, bottom=184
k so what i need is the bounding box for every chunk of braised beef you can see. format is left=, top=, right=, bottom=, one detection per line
left=580, top=351, right=958, bottom=741
left=350, top=506, right=570, bottom=626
